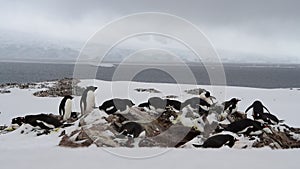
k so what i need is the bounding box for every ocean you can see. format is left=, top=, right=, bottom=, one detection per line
left=0, top=62, right=300, bottom=89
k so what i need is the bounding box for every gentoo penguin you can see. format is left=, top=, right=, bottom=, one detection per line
left=99, top=98, right=135, bottom=114
left=117, top=121, right=145, bottom=138
left=245, top=100, right=270, bottom=119
left=193, top=134, right=238, bottom=148
left=11, top=114, right=73, bottom=130
left=220, top=98, right=241, bottom=120
left=59, top=95, right=73, bottom=121
left=80, top=86, right=97, bottom=115
left=218, top=119, right=265, bottom=135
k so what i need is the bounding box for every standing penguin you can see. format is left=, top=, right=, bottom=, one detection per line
left=245, top=100, right=270, bottom=119
left=80, top=86, right=98, bottom=115
left=59, top=95, right=73, bottom=121
left=245, top=100, right=283, bottom=125
left=193, top=134, right=238, bottom=148
left=220, top=98, right=241, bottom=121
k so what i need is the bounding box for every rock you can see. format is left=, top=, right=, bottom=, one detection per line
left=0, top=90, right=11, bottom=94
left=253, top=125, right=300, bottom=149
left=33, top=78, right=85, bottom=97
left=134, top=88, right=161, bottom=93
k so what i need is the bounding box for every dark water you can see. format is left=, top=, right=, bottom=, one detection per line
left=0, top=62, right=300, bottom=88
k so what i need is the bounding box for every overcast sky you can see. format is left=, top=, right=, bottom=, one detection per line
left=0, top=0, right=300, bottom=62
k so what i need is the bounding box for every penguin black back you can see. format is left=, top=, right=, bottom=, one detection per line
left=259, top=112, right=283, bottom=125
left=166, top=99, right=182, bottom=111
left=118, top=121, right=144, bottom=138
left=245, top=100, right=270, bottom=119
left=222, top=118, right=264, bottom=135
left=223, top=98, right=240, bottom=113
left=148, top=97, right=167, bottom=110
left=80, top=86, right=97, bottom=114
left=59, top=95, right=73, bottom=116
left=193, top=134, right=237, bottom=148
left=181, top=97, right=211, bottom=116
left=11, top=114, right=72, bottom=129
left=99, top=98, right=135, bottom=114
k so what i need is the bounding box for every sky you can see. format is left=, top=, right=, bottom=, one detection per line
left=0, top=0, right=300, bottom=63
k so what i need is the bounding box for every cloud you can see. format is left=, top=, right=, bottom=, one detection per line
left=0, top=0, right=299, bottom=62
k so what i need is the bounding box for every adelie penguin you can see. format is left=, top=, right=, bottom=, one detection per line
left=99, top=98, right=135, bottom=115
left=245, top=100, right=270, bottom=119
left=116, top=121, right=145, bottom=138
left=11, top=114, right=73, bottom=130
left=80, top=86, right=97, bottom=115
left=193, top=134, right=238, bottom=148
left=138, top=97, right=181, bottom=112
left=217, top=118, right=267, bottom=136
left=59, top=95, right=73, bottom=121
left=220, top=98, right=241, bottom=121
left=181, top=97, right=212, bottom=116
left=199, top=91, right=216, bottom=106
left=245, top=100, right=283, bottom=125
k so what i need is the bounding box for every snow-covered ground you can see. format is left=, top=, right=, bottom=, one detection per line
left=1, top=80, right=300, bottom=169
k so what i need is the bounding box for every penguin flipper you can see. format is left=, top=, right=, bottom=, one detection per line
left=61, top=123, right=74, bottom=128
left=245, top=104, right=253, bottom=113
left=192, top=144, right=203, bottom=148
left=263, top=105, right=271, bottom=114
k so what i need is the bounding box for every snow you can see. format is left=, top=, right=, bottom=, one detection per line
left=1, top=79, right=300, bottom=169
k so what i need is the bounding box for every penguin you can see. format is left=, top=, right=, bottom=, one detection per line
left=245, top=100, right=282, bottom=124
left=181, top=97, right=211, bottom=116
left=11, top=114, right=73, bottom=130
left=193, top=134, right=238, bottom=148
left=245, top=100, right=270, bottom=119
left=199, top=91, right=216, bottom=106
left=223, top=98, right=241, bottom=114
left=138, top=102, right=151, bottom=110
left=99, top=98, right=135, bottom=114
left=80, top=86, right=97, bottom=115
left=139, top=97, right=182, bottom=112
left=256, top=112, right=284, bottom=125
left=147, top=97, right=167, bottom=112
left=218, top=118, right=265, bottom=136
left=220, top=98, right=241, bottom=121
left=165, top=99, right=182, bottom=111
left=117, top=121, right=145, bottom=138
left=59, top=95, right=73, bottom=121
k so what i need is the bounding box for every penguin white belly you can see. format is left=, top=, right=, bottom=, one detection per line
left=63, top=99, right=72, bottom=121
left=86, top=91, right=95, bottom=114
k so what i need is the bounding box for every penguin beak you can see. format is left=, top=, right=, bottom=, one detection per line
left=237, top=99, right=241, bottom=102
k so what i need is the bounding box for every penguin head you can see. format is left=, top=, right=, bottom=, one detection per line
left=64, top=95, right=74, bottom=100
left=231, top=98, right=241, bottom=104
left=86, top=86, right=98, bottom=92
left=11, top=117, right=25, bottom=126
left=253, top=100, right=263, bottom=106
left=205, top=91, right=211, bottom=98
left=226, top=135, right=239, bottom=148
left=199, top=91, right=216, bottom=99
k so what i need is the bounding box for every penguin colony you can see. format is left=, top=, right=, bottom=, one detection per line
left=9, top=84, right=286, bottom=149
